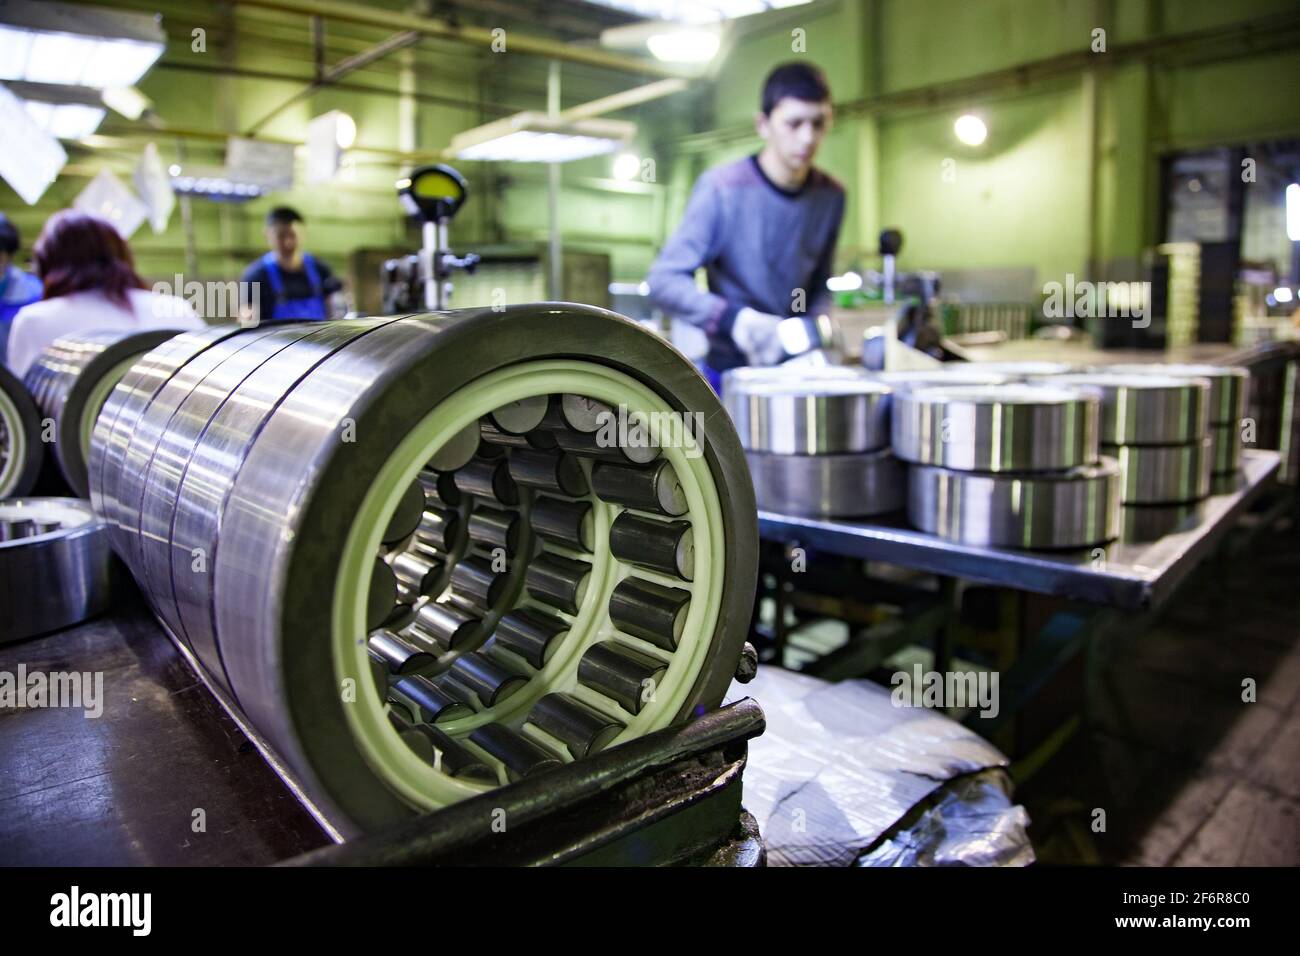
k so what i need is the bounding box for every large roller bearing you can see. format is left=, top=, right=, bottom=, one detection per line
left=0, top=364, right=43, bottom=498
left=91, top=305, right=758, bottom=834
left=24, top=329, right=186, bottom=497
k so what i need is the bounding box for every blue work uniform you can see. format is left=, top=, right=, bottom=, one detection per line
left=259, top=252, right=328, bottom=321
left=0, top=265, right=43, bottom=367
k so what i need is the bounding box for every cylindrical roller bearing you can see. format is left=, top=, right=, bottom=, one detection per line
left=0, top=364, right=43, bottom=498
left=1048, top=373, right=1209, bottom=446
left=1100, top=363, right=1247, bottom=425
left=724, top=378, right=890, bottom=454
left=907, top=458, right=1120, bottom=549
left=746, top=448, right=904, bottom=518
left=91, top=305, right=758, bottom=835
left=1209, top=422, right=1241, bottom=475
left=23, top=329, right=187, bottom=497
left=962, top=360, right=1078, bottom=378
left=1, top=498, right=114, bottom=644
left=891, top=384, right=1100, bottom=472
left=1102, top=439, right=1211, bottom=504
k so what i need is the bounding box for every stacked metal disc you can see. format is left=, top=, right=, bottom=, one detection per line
left=1101, top=364, right=1248, bottom=478
left=24, top=328, right=185, bottom=497
left=0, top=364, right=43, bottom=498
left=89, top=305, right=757, bottom=834
left=1050, top=372, right=1212, bottom=505
left=723, top=367, right=901, bottom=518
left=891, top=383, right=1120, bottom=549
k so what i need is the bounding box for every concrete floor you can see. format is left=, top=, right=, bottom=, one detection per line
left=1020, top=509, right=1300, bottom=865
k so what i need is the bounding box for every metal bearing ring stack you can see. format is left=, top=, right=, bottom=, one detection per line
left=90, top=305, right=757, bottom=835
left=0, top=364, right=43, bottom=498
left=24, top=329, right=186, bottom=497
left=1104, top=364, right=1248, bottom=479
left=1051, top=372, right=1212, bottom=506
left=723, top=367, right=902, bottom=518
left=892, top=383, right=1120, bottom=549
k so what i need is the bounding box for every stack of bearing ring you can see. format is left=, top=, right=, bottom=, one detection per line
left=723, top=367, right=902, bottom=518
left=0, top=364, right=43, bottom=498
left=891, top=383, right=1120, bottom=549
left=1102, top=364, right=1248, bottom=481
left=90, top=305, right=757, bottom=834
left=24, top=328, right=185, bottom=497
left=1050, top=372, right=1212, bottom=506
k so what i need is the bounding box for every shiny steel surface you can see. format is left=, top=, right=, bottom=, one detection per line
left=1103, top=439, right=1212, bottom=504
left=1048, top=372, right=1209, bottom=445
left=891, top=384, right=1100, bottom=472
left=0, top=498, right=114, bottom=643
left=0, top=363, right=42, bottom=498
left=725, top=378, right=891, bottom=454
left=1209, top=422, right=1241, bottom=474
left=1099, top=363, right=1247, bottom=425
left=964, top=360, right=1077, bottom=378
left=907, top=457, right=1120, bottom=549
left=746, top=448, right=905, bottom=518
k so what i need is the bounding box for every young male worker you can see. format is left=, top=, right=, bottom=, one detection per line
left=647, top=62, right=845, bottom=386
left=241, top=206, right=342, bottom=323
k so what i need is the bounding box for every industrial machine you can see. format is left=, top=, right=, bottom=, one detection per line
left=382, top=164, right=481, bottom=313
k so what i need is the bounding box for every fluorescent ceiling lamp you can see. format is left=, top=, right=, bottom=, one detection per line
left=1287, top=183, right=1300, bottom=242
left=6, top=80, right=107, bottom=139
left=170, top=165, right=272, bottom=201
left=583, top=1, right=807, bottom=24
left=0, top=0, right=165, bottom=89
left=646, top=28, right=720, bottom=62
left=101, top=85, right=151, bottom=120
left=612, top=152, right=641, bottom=180
left=954, top=113, right=987, bottom=146
left=0, top=82, right=67, bottom=204
left=451, top=112, right=634, bottom=164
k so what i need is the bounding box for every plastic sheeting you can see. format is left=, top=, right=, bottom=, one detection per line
left=727, top=666, right=1034, bottom=867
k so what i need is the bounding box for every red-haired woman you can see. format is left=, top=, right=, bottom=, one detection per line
left=5, top=210, right=204, bottom=377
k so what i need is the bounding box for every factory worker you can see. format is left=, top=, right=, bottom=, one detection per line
left=646, top=61, right=845, bottom=389
left=6, top=211, right=203, bottom=379
left=0, top=214, right=44, bottom=368
left=241, top=206, right=341, bottom=323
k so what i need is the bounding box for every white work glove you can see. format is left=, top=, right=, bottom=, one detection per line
left=731, top=307, right=785, bottom=366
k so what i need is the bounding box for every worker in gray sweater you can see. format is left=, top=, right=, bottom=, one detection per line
left=647, top=62, right=845, bottom=386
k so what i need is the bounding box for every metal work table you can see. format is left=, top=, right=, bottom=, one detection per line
left=759, top=451, right=1279, bottom=611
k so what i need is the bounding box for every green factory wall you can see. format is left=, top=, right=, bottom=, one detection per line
left=3, top=0, right=1299, bottom=310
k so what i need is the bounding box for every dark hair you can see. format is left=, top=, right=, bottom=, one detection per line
left=0, top=214, right=18, bottom=256
left=32, top=210, right=146, bottom=308
left=266, top=206, right=303, bottom=227
left=761, top=62, right=832, bottom=115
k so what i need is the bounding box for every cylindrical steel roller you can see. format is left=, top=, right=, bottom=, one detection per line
left=467, top=506, right=519, bottom=554
left=449, top=652, right=527, bottom=706
left=428, top=423, right=479, bottom=472
left=489, top=396, right=550, bottom=434
left=550, top=424, right=658, bottom=465
left=892, top=384, right=1100, bottom=472
left=368, top=630, right=437, bottom=674
left=416, top=508, right=460, bottom=553
left=0, top=364, right=44, bottom=498
left=591, top=459, right=687, bottom=516
left=1209, top=422, right=1241, bottom=475
left=746, top=448, right=904, bottom=518
left=559, top=393, right=614, bottom=433
left=609, top=576, right=691, bottom=651
left=406, top=722, right=495, bottom=780
left=609, top=511, right=694, bottom=580
left=529, top=496, right=592, bottom=551
left=24, top=328, right=184, bottom=497
left=469, top=723, right=563, bottom=781
left=724, top=378, right=891, bottom=454
left=1102, top=439, right=1211, bottom=504
left=507, top=448, right=588, bottom=497
left=526, top=693, right=624, bottom=759
left=479, top=419, right=558, bottom=451
left=390, top=675, right=474, bottom=723
left=454, top=458, right=518, bottom=505
left=492, top=608, right=569, bottom=669
left=410, top=600, right=478, bottom=651
left=0, top=498, right=114, bottom=644
left=907, top=458, right=1121, bottom=549
left=91, top=305, right=757, bottom=833
left=1048, top=373, right=1209, bottom=446
left=1101, top=363, right=1247, bottom=425
left=524, top=552, right=591, bottom=614
left=578, top=641, right=668, bottom=716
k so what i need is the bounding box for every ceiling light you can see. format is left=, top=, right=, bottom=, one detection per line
left=646, top=28, right=720, bottom=63
left=6, top=81, right=107, bottom=139
left=0, top=1, right=165, bottom=89
left=584, top=1, right=806, bottom=24
left=612, top=152, right=641, bottom=180
left=101, top=85, right=151, bottom=120
left=954, top=114, right=987, bottom=146
left=451, top=112, right=634, bottom=164
left=0, top=82, right=67, bottom=203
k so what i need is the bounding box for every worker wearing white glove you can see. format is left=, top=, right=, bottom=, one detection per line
left=731, top=307, right=786, bottom=367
